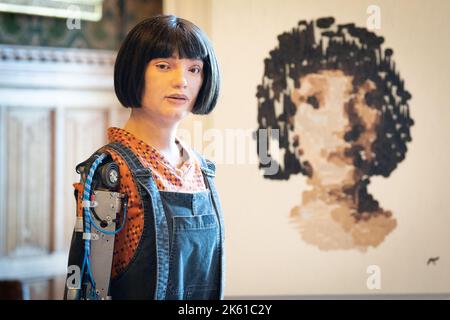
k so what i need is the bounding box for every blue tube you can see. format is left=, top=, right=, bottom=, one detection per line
left=80, top=153, right=128, bottom=298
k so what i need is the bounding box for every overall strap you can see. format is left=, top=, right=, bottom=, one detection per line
left=191, top=150, right=226, bottom=299
left=103, top=142, right=170, bottom=300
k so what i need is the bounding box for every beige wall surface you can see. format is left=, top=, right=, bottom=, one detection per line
left=166, top=0, right=450, bottom=296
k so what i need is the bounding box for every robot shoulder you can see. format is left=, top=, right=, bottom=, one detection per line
left=75, top=150, right=120, bottom=192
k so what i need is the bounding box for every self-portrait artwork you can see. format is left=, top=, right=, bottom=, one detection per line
left=256, top=17, right=414, bottom=251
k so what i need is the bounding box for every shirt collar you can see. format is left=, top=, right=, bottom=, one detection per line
left=107, top=127, right=194, bottom=174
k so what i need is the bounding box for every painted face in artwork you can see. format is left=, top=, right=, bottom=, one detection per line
left=291, top=70, right=379, bottom=186
left=256, top=18, right=413, bottom=251
left=288, top=70, right=396, bottom=251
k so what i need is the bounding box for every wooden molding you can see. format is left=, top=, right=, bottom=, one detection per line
left=0, top=44, right=116, bottom=91
left=0, top=44, right=115, bottom=65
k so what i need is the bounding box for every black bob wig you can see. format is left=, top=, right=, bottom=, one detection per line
left=114, top=15, right=220, bottom=114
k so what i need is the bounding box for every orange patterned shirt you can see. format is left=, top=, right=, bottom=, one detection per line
left=75, top=127, right=207, bottom=278
left=106, top=127, right=206, bottom=192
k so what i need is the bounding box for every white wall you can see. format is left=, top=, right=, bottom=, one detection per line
left=166, top=0, right=450, bottom=296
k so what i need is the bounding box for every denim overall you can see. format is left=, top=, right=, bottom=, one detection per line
left=104, top=142, right=225, bottom=300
